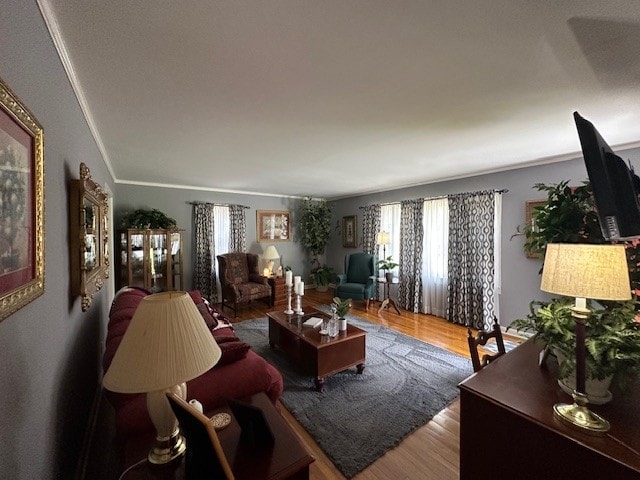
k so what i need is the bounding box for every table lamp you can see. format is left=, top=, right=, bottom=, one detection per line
left=540, top=243, right=630, bottom=435
left=103, top=291, right=222, bottom=464
left=263, top=245, right=280, bottom=276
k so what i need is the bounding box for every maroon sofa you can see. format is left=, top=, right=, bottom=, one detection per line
left=103, top=287, right=283, bottom=439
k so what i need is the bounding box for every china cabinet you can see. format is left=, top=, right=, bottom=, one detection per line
left=117, top=229, right=183, bottom=292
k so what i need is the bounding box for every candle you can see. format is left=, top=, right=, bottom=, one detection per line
left=285, top=270, right=293, bottom=286
left=294, top=275, right=301, bottom=287
left=298, top=281, right=304, bottom=296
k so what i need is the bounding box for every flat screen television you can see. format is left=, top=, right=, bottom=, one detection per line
left=574, top=111, right=640, bottom=240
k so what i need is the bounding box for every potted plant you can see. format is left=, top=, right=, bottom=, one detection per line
left=510, top=297, right=640, bottom=402
left=377, top=255, right=399, bottom=282
left=120, top=208, right=177, bottom=229
left=312, top=264, right=335, bottom=292
left=298, top=197, right=333, bottom=286
left=331, top=296, right=352, bottom=334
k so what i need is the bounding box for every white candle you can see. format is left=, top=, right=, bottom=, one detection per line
left=298, top=281, right=304, bottom=295
left=294, top=275, right=301, bottom=287
left=285, top=270, right=293, bottom=286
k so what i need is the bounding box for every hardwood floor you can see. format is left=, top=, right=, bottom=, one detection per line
left=224, top=288, right=519, bottom=480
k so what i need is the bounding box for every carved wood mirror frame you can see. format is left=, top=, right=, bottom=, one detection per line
left=70, top=163, right=109, bottom=311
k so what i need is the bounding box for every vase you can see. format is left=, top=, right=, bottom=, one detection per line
left=339, top=317, right=347, bottom=331
left=554, top=350, right=613, bottom=405
left=327, top=317, right=339, bottom=338
left=385, top=272, right=393, bottom=283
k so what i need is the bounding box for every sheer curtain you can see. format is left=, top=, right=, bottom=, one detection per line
left=421, top=198, right=449, bottom=317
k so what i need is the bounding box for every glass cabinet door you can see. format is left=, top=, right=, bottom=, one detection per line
left=118, top=228, right=184, bottom=292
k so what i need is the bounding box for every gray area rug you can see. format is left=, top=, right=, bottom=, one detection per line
left=233, top=311, right=473, bottom=478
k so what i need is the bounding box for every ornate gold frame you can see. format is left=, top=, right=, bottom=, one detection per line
left=70, top=163, right=109, bottom=311
left=0, top=76, right=45, bottom=322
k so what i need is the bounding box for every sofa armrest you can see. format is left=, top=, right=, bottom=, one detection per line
left=248, top=273, right=269, bottom=285
left=336, top=274, right=347, bottom=285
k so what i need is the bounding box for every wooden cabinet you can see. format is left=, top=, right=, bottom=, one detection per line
left=458, top=339, right=640, bottom=479
left=269, top=276, right=287, bottom=307
left=117, top=229, right=184, bottom=293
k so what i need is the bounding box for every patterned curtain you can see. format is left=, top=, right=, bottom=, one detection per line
left=229, top=205, right=247, bottom=252
left=192, top=203, right=216, bottom=301
left=398, top=199, right=424, bottom=313
left=446, top=190, right=496, bottom=330
left=361, top=204, right=381, bottom=254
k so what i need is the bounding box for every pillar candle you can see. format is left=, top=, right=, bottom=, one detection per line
left=294, top=275, right=301, bottom=287
left=285, top=270, right=293, bottom=286
left=298, top=281, right=304, bottom=295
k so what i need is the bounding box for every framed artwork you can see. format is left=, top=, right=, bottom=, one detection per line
left=525, top=200, right=546, bottom=259
left=257, top=210, right=290, bottom=242
left=342, top=215, right=357, bottom=248
left=0, top=76, right=45, bottom=322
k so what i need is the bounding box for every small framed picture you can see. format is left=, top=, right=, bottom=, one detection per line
left=525, top=200, right=546, bottom=259
left=257, top=210, right=290, bottom=242
left=342, top=215, right=357, bottom=248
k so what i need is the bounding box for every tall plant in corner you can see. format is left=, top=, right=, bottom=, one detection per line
left=298, top=197, right=333, bottom=286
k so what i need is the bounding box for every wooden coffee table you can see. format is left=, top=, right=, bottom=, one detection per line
left=267, top=307, right=366, bottom=391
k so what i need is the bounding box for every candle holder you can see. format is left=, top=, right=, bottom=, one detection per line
left=284, top=284, right=294, bottom=315
left=295, top=293, right=304, bottom=316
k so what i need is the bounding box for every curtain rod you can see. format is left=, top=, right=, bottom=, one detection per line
left=187, top=201, right=250, bottom=209
left=358, top=189, right=508, bottom=208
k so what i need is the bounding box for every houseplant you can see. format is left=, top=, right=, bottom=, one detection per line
left=331, top=296, right=352, bottom=334
left=312, top=264, right=335, bottom=292
left=298, top=197, right=333, bottom=287
left=510, top=297, right=640, bottom=399
left=120, top=208, right=177, bottom=229
left=377, top=256, right=399, bottom=282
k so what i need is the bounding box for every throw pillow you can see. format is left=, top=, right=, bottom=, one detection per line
left=215, top=341, right=250, bottom=367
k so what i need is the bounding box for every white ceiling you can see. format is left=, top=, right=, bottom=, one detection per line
left=39, top=1, right=640, bottom=199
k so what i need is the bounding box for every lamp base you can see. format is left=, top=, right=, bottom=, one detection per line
left=553, top=391, right=610, bottom=436
left=148, top=427, right=186, bottom=464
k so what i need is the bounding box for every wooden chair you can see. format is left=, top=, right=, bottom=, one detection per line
left=467, top=316, right=506, bottom=372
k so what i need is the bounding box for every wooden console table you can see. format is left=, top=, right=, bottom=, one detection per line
left=458, top=339, right=640, bottom=480
left=120, top=393, right=314, bottom=480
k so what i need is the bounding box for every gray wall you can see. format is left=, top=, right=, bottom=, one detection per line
left=1, top=2, right=114, bottom=479
left=327, top=149, right=640, bottom=326
left=114, top=185, right=312, bottom=286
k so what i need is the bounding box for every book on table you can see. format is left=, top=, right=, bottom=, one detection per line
left=302, top=316, right=323, bottom=328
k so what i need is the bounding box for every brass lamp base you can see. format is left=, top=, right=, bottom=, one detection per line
left=553, top=391, right=610, bottom=436
left=148, top=428, right=186, bottom=464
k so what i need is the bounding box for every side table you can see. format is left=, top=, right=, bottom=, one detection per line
left=120, top=392, right=314, bottom=480
left=377, top=277, right=401, bottom=315
left=268, top=276, right=287, bottom=308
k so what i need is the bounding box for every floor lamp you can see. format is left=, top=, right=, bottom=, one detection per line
left=376, top=231, right=390, bottom=274
left=103, top=292, right=222, bottom=463
left=540, top=243, right=631, bottom=435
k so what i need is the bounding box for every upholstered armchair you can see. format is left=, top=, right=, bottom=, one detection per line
left=217, top=252, right=272, bottom=316
left=335, top=253, right=377, bottom=310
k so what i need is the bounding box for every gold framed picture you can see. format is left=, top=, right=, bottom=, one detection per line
left=0, top=75, right=45, bottom=322
left=342, top=215, right=357, bottom=248
left=257, top=210, right=290, bottom=242
left=525, top=200, right=546, bottom=259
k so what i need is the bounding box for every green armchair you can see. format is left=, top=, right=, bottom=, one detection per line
left=335, top=253, right=377, bottom=310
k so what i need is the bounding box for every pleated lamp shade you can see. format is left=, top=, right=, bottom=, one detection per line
left=263, top=245, right=280, bottom=260
left=103, top=291, right=222, bottom=393
left=541, top=244, right=631, bottom=301
left=376, top=231, right=390, bottom=246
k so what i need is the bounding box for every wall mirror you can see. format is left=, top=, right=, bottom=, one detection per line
left=70, top=163, right=109, bottom=311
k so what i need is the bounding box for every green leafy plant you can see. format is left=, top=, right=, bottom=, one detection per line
left=510, top=297, right=640, bottom=384
left=332, top=296, right=352, bottom=318
left=120, top=208, right=177, bottom=229
left=312, top=264, right=335, bottom=287
left=376, top=255, right=398, bottom=271
left=298, top=197, right=332, bottom=280
left=523, top=181, right=604, bottom=258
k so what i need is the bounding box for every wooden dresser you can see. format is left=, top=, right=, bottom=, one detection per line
left=269, top=276, right=287, bottom=308
left=458, top=339, right=640, bottom=480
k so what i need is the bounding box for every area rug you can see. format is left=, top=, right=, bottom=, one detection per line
left=233, top=311, right=473, bottom=478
